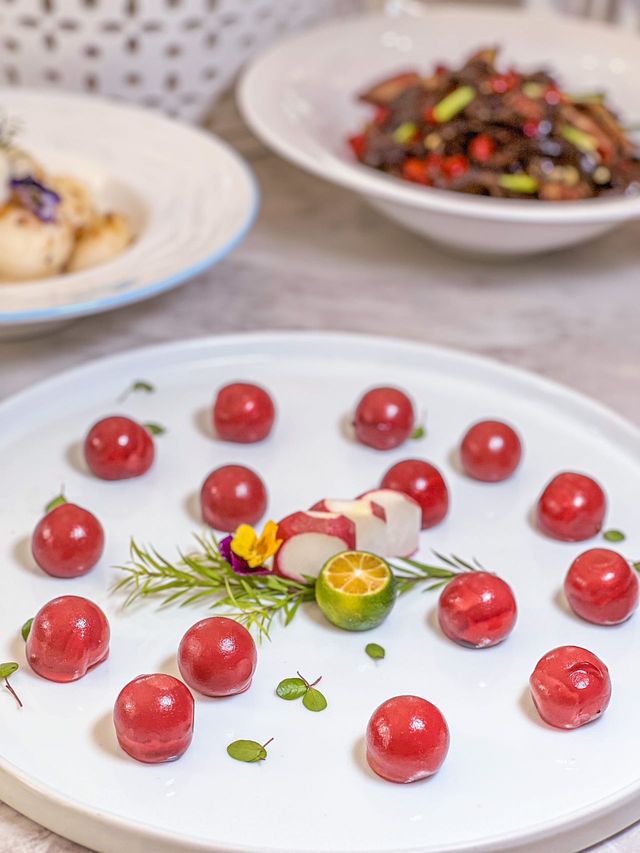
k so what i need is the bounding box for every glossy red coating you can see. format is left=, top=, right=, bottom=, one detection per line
left=32, top=503, right=104, bottom=578
left=353, top=387, right=415, bottom=451
left=213, top=382, right=275, bottom=444
left=26, top=595, right=110, bottom=683
left=564, top=548, right=639, bottom=625
left=529, top=645, right=611, bottom=729
left=84, top=416, right=154, bottom=480
left=438, top=571, right=517, bottom=648
left=178, top=616, right=257, bottom=697
left=460, top=420, right=522, bottom=482
left=380, top=458, right=449, bottom=529
left=536, top=472, right=606, bottom=541
left=114, top=674, right=194, bottom=763
left=366, top=695, right=450, bottom=783
left=200, top=465, right=267, bottom=532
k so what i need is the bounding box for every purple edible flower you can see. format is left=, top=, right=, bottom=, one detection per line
left=10, top=176, right=60, bottom=223
left=219, top=535, right=272, bottom=576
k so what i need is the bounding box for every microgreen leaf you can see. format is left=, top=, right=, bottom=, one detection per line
left=144, top=422, right=166, bottom=436
left=118, top=380, right=156, bottom=402
left=411, top=426, right=425, bottom=440
left=0, top=663, right=18, bottom=679
left=303, top=688, right=327, bottom=712
left=603, top=529, right=626, bottom=543
left=21, top=618, right=33, bottom=642
left=227, top=738, right=272, bottom=763
left=0, top=662, right=22, bottom=708
left=276, top=677, right=307, bottom=700
left=44, top=493, right=67, bottom=513
left=365, top=643, right=385, bottom=660
left=633, top=562, right=640, bottom=573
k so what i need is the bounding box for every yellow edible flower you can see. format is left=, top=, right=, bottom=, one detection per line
left=231, top=520, right=282, bottom=568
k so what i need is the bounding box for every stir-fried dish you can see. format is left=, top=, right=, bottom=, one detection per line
left=348, top=48, right=640, bottom=201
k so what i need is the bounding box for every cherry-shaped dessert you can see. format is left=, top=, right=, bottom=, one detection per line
left=213, top=382, right=275, bottom=443
left=353, top=387, right=415, bottom=451
left=366, top=695, right=450, bottom=783
left=84, top=415, right=155, bottom=480
left=529, top=645, right=611, bottom=729
left=438, top=571, right=517, bottom=648
left=381, top=459, right=449, bottom=529
left=536, top=472, right=606, bottom=541
left=564, top=548, right=638, bottom=625
left=200, top=465, right=267, bottom=532
left=460, top=419, right=522, bottom=482
left=32, top=496, right=104, bottom=579
left=178, top=616, right=257, bottom=697
left=26, top=595, right=110, bottom=682
left=114, top=674, right=194, bottom=763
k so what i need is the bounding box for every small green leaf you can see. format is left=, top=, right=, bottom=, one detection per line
left=0, top=663, right=18, bottom=679
left=144, top=422, right=166, bottom=436
left=21, top=619, right=33, bottom=642
left=633, top=562, right=640, bottom=573
left=302, top=688, right=327, bottom=712
left=603, top=529, right=626, bottom=543
left=411, top=426, right=425, bottom=440
left=276, top=677, right=307, bottom=700
left=132, top=381, right=155, bottom=394
left=44, top=493, right=67, bottom=513
left=227, top=739, right=269, bottom=763
left=365, top=642, right=385, bottom=660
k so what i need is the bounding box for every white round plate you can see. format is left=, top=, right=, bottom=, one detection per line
left=238, top=4, right=640, bottom=254
left=0, top=332, right=639, bottom=853
left=0, top=90, right=258, bottom=333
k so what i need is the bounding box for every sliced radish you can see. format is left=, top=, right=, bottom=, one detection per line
left=274, top=511, right=356, bottom=583
left=310, top=498, right=387, bottom=556
left=359, top=488, right=421, bottom=557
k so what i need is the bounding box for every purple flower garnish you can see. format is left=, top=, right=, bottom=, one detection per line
left=10, top=176, right=60, bottom=223
left=219, top=535, right=272, bottom=576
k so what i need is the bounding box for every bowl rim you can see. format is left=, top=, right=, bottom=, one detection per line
left=238, top=3, right=640, bottom=226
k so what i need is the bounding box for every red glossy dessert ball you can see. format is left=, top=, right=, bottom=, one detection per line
left=200, top=465, right=267, bottom=532
left=366, top=695, right=450, bottom=783
left=381, top=459, right=449, bottom=529
left=26, top=595, right=110, bottom=683
left=178, top=616, right=257, bottom=697
left=460, top=420, right=522, bottom=482
left=32, top=503, right=105, bottom=579
left=353, top=387, right=415, bottom=451
left=529, top=645, right=611, bottom=729
left=84, top=416, right=154, bottom=480
left=438, top=571, right=517, bottom=648
left=114, top=674, right=194, bottom=764
left=213, top=382, right=275, bottom=443
left=564, top=548, right=639, bottom=625
left=536, top=472, right=606, bottom=541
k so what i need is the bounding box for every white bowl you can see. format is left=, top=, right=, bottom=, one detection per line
left=239, top=4, right=640, bottom=255
left=0, top=89, right=258, bottom=337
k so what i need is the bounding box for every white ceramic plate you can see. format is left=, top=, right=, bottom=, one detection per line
left=0, top=90, right=258, bottom=334
left=238, top=4, right=640, bottom=254
left=0, top=332, right=639, bottom=853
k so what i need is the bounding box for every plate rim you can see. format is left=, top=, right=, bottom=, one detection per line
left=1, top=329, right=639, bottom=853
left=0, top=89, right=260, bottom=326
left=238, top=3, right=640, bottom=226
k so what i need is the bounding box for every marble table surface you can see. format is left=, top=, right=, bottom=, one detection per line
left=0, top=95, right=639, bottom=853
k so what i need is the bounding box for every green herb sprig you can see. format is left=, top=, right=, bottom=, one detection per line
left=227, top=737, right=273, bottom=763
left=118, top=380, right=156, bottom=402
left=0, top=663, right=22, bottom=709
left=114, top=535, right=475, bottom=638
left=277, top=672, right=327, bottom=712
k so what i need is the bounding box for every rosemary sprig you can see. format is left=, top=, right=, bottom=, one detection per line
left=114, top=534, right=481, bottom=638
left=391, top=551, right=482, bottom=594
left=114, top=534, right=315, bottom=639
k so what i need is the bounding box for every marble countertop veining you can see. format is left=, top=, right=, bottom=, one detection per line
left=0, top=96, right=639, bottom=853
